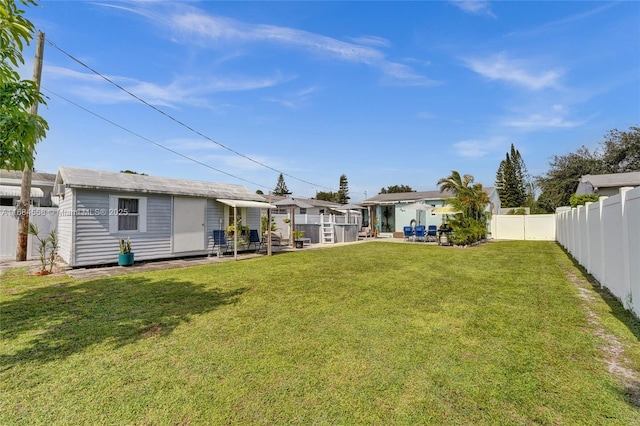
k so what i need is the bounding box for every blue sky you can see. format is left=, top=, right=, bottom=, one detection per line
left=22, top=1, right=640, bottom=201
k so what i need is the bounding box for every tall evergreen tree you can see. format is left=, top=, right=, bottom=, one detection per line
left=337, top=174, right=350, bottom=204
left=495, top=144, right=528, bottom=208
left=273, top=173, right=291, bottom=196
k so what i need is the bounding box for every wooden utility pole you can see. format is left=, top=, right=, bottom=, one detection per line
left=16, top=31, right=45, bottom=261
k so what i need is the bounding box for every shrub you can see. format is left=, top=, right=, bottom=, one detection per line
left=569, top=194, right=601, bottom=207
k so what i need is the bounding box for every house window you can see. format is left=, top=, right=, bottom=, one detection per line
left=226, top=207, right=246, bottom=229
left=299, top=208, right=307, bottom=214
left=109, top=195, right=147, bottom=233
left=118, top=198, right=139, bottom=231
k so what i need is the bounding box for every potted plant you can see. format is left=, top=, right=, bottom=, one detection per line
left=292, top=230, right=305, bottom=248
left=118, top=237, right=134, bottom=266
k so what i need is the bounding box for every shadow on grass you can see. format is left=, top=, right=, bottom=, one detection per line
left=558, top=244, right=640, bottom=340
left=0, top=275, right=246, bottom=371
left=558, top=245, right=640, bottom=408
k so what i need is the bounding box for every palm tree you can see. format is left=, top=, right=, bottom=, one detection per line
left=437, top=170, right=491, bottom=244
left=437, top=171, right=474, bottom=197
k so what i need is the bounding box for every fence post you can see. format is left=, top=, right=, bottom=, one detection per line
left=620, top=187, right=633, bottom=309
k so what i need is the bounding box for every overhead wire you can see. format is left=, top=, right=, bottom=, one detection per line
left=45, top=39, right=334, bottom=192
left=42, top=87, right=271, bottom=190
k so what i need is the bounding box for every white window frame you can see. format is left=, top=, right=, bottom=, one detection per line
left=225, top=206, right=246, bottom=228
left=109, top=195, right=147, bottom=233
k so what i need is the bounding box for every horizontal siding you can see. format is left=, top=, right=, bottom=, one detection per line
left=246, top=207, right=261, bottom=230
left=206, top=200, right=225, bottom=253
left=72, top=190, right=174, bottom=266
left=56, top=188, right=74, bottom=264
left=67, top=192, right=265, bottom=266
left=205, top=201, right=262, bottom=253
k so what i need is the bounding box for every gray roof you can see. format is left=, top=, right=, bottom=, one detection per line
left=361, top=186, right=497, bottom=205
left=578, top=171, right=640, bottom=190
left=55, top=166, right=266, bottom=201
left=361, top=190, right=455, bottom=205
left=0, top=170, right=56, bottom=186
left=269, top=195, right=343, bottom=209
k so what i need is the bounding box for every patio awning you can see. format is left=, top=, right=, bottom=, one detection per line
left=217, top=199, right=277, bottom=209
left=273, top=197, right=314, bottom=209
left=432, top=205, right=462, bottom=214
left=0, top=185, right=44, bottom=198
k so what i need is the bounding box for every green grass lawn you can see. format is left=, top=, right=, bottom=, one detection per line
left=2, top=241, right=639, bottom=425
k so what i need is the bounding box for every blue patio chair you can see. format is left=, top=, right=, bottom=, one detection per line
left=248, top=229, right=263, bottom=251
left=427, top=225, right=437, bottom=242
left=212, top=230, right=231, bottom=256
left=403, top=226, right=414, bottom=241
left=414, top=225, right=426, bottom=242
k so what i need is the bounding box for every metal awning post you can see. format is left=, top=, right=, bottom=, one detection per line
left=290, top=206, right=295, bottom=248
left=233, top=205, right=238, bottom=260
left=267, top=194, right=272, bottom=256
left=216, top=198, right=277, bottom=260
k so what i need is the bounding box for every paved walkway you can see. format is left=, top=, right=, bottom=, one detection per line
left=1, top=239, right=376, bottom=280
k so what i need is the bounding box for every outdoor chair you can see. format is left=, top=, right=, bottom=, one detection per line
left=414, top=225, right=426, bottom=242
left=403, top=226, right=414, bottom=241
left=248, top=229, right=263, bottom=251
left=427, top=225, right=437, bottom=242
left=212, top=230, right=231, bottom=256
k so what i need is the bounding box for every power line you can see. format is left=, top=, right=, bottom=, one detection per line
left=45, top=39, right=334, bottom=192
left=42, top=87, right=271, bottom=190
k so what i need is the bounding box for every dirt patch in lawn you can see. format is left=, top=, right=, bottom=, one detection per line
left=563, top=266, right=640, bottom=407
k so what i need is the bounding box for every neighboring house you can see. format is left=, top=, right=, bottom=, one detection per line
left=54, top=166, right=272, bottom=267
left=268, top=195, right=345, bottom=215
left=576, top=171, right=640, bottom=196
left=361, top=188, right=501, bottom=237
left=0, top=170, right=57, bottom=207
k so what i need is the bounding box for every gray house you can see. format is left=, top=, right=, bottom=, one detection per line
left=576, top=171, right=640, bottom=196
left=54, top=166, right=271, bottom=267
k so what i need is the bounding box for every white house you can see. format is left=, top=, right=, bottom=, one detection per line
left=53, top=166, right=273, bottom=267
left=361, top=188, right=501, bottom=237
left=0, top=170, right=57, bottom=207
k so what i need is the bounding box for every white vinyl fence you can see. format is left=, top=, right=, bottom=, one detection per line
left=556, top=187, right=640, bottom=317
left=490, top=214, right=556, bottom=241
left=0, top=207, right=58, bottom=260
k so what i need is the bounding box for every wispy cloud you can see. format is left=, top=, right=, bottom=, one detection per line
left=501, top=108, right=585, bottom=131
left=264, top=85, right=320, bottom=109
left=450, top=0, right=496, bottom=18
left=453, top=136, right=506, bottom=158
left=117, top=2, right=438, bottom=87
left=45, top=65, right=290, bottom=106
left=506, top=2, right=618, bottom=38
left=454, top=140, right=489, bottom=158
left=465, top=52, right=563, bottom=90
left=347, top=35, right=392, bottom=48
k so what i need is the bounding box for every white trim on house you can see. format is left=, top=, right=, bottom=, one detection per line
left=108, top=195, right=147, bottom=233
left=217, top=199, right=277, bottom=209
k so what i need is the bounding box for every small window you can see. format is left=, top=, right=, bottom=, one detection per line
left=109, top=195, right=146, bottom=233
left=299, top=208, right=307, bottom=214
left=118, top=198, right=139, bottom=231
